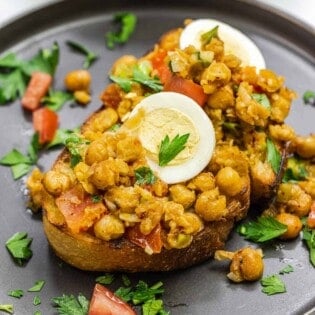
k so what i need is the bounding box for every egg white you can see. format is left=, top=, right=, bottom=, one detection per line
left=180, top=19, right=266, bottom=69
left=125, top=92, right=216, bottom=184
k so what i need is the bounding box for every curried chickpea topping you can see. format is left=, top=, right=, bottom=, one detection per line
left=64, top=69, right=91, bottom=92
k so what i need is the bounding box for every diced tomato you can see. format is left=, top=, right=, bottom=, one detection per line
left=126, top=223, right=162, bottom=254
left=88, top=284, right=136, bottom=315
left=150, top=49, right=172, bottom=84
left=33, top=107, right=58, bottom=144
left=307, top=202, right=315, bottom=229
left=22, top=71, right=52, bottom=111
left=55, top=185, right=106, bottom=233
left=164, top=75, right=207, bottom=106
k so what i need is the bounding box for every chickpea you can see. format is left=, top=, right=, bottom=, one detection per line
left=110, top=55, right=137, bottom=77
left=294, top=135, right=315, bottom=158
left=64, top=69, right=91, bottom=92
left=215, top=166, right=244, bottom=196
left=85, top=139, right=109, bottom=165
left=169, top=184, right=195, bottom=209
left=43, top=170, right=72, bottom=196
left=74, top=90, right=91, bottom=105
left=187, top=172, right=216, bottom=192
left=275, top=212, right=302, bottom=239
left=215, top=247, right=264, bottom=282
left=94, top=214, right=125, bottom=241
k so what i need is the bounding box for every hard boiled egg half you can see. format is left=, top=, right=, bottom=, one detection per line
left=180, top=19, right=266, bottom=69
left=123, top=92, right=215, bottom=184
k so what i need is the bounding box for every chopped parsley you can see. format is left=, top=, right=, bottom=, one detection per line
left=52, top=293, right=89, bottom=315
left=0, top=304, right=14, bottom=314
left=91, top=195, right=102, bottom=203
left=110, top=62, right=163, bottom=93
left=158, top=133, right=190, bottom=166
left=252, top=93, right=271, bottom=109
left=42, top=90, right=74, bottom=111
left=303, top=90, right=315, bottom=106
left=33, top=296, right=41, bottom=306
left=279, top=264, right=294, bottom=275
left=282, top=156, right=308, bottom=183
left=5, top=232, right=33, bottom=265
left=135, top=166, right=157, bottom=185
left=64, top=133, right=90, bottom=167
left=105, top=12, right=137, bottom=49
left=28, top=280, right=45, bottom=292
left=66, top=40, right=98, bottom=69
left=142, top=298, right=170, bottom=315
left=121, top=274, right=132, bottom=287
left=201, top=25, right=219, bottom=46
left=260, top=274, right=286, bottom=295
left=302, top=224, right=315, bottom=267
left=7, top=289, right=24, bottom=299
left=46, top=128, right=79, bottom=149
left=238, top=216, right=287, bottom=243
left=0, top=133, right=40, bottom=179
left=95, top=273, right=115, bottom=285
left=266, top=138, right=281, bottom=174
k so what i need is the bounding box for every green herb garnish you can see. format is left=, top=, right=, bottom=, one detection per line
left=106, top=12, right=137, bottom=49
left=0, top=304, right=14, bottom=314
left=260, top=275, right=286, bottom=295
left=238, top=216, right=287, bottom=242
left=279, top=264, right=294, bottom=275
left=95, top=273, right=115, bottom=285
left=303, top=90, right=315, bottom=105
left=0, top=133, right=39, bottom=179
left=46, top=128, right=79, bottom=148
left=266, top=138, right=281, bottom=174
left=91, top=195, right=102, bottom=203
left=252, top=93, right=271, bottom=109
left=5, top=232, right=33, bottom=265
left=135, top=167, right=157, bottom=185
left=28, top=280, right=45, bottom=292
left=158, top=134, right=190, bottom=166
left=282, top=156, right=308, bottom=183
left=64, top=133, right=90, bottom=167
left=52, top=293, right=89, bottom=315
left=122, top=274, right=132, bottom=287
left=7, top=289, right=24, bottom=299
left=42, top=90, right=73, bottom=111
left=302, top=225, right=315, bottom=267
left=66, top=40, right=98, bottom=69
left=142, top=298, right=169, bottom=315
left=201, top=25, right=219, bottom=46
left=33, top=296, right=41, bottom=306
left=0, top=69, right=26, bottom=104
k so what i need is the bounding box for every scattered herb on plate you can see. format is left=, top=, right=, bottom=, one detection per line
left=105, top=12, right=137, bottom=49
left=95, top=273, right=115, bottom=285
left=28, top=280, right=45, bottom=292
left=66, top=40, right=98, bottom=69
left=42, top=89, right=74, bottom=111
left=303, top=90, right=315, bottom=106
left=158, top=133, right=190, bottom=166
left=238, top=216, right=287, bottom=242
left=302, top=224, right=315, bottom=267
left=7, top=289, right=24, bottom=299
left=5, top=232, right=33, bottom=265
left=52, top=293, right=89, bottom=315
left=33, top=296, right=41, bottom=306
left=260, top=274, right=286, bottom=295
left=0, top=304, right=14, bottom=314
left=279, top=264, right=294, bottom=275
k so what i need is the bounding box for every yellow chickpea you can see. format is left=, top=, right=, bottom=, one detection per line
left=74, top=90, right=91, bottom=105
left=43, top=170, right=72, bottom=196
left=275, top=212, right=302, bottom=239
left=94, top=214, right=125, bottom=241
left=85, top=139, right=109, bottom=165
left=294, top=135, right=315, bottom=158
left=169, top=184, right=195, bottom=209
left=215, top=166, right=244, bottom=196
left=64, top=69, right=91, bottom=92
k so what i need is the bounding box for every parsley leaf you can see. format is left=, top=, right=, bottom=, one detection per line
left=142, top=298, right=169, bottom=315
left=33, top=296, right=41, bottom=306
left=121, top=274, right=131, bottom=287
left=28, top=280, right=45, bottom=292
left=105, top=12, right=137, bottom=49
left=7, top=289, right=24, bottom=299
left=95, top=273, right=115, bottom=285
left=201, top=25, right=219, bottom=46
left=303, top=90, right=315, bottom=106
left=109, top=75, right=132, bottom=92
left=52, top=293, right=89, bottom=315
left=64, top=133, right=90, bottom=167
left=302, top=225, right=315, bottom=267
left=47, top=128, right=79, bottom=148
left=279, top=264, right=294, bottom=275
left=0, top=304, right=14, bottom=314
left=266, top=138, right=281, bottom=174
left=252, top=93, right=271, bottom=109
left=260, top=275, right=286, bottom=295
left=0, top=52, right=23, bottom=68
left=42, top=90, right=73, bottom=111
left=115, top=286, right=133, bottom=302
left=5, top=232, right=33, bottom=265
left=158, top=133, right=190, bottom=166
left=135, top=167, right=157, bottom=185
left=282, top=156, right=308, bottom=182
left=238, top=216, right=287, bottom=242
left=66, top=40, right=98, bottom=69
left=0, top=69, right=26, bottom=104
left=132, top=281, right=164, bottom=305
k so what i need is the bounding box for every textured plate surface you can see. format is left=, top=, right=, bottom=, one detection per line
left=0, top=0, right=314, bottom=314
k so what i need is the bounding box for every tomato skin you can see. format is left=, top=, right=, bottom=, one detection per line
left=33, top=107, right=58, bottom=144
left=307, top=202, right=315, bottom=229
left=88, top=284, right=136, bottom=315
left=150, top=49, right=172, bottom=84
left=164, top=75, right=207, bottom=106
left=127, top=223, right=162, bottom=254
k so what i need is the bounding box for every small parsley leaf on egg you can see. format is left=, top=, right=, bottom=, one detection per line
left=158, top=133, right=190, bottom=167
left=201, top=25, right=219, bottom=46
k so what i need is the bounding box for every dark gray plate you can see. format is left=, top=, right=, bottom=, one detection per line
left=0, top=1, right=314, bottom=314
